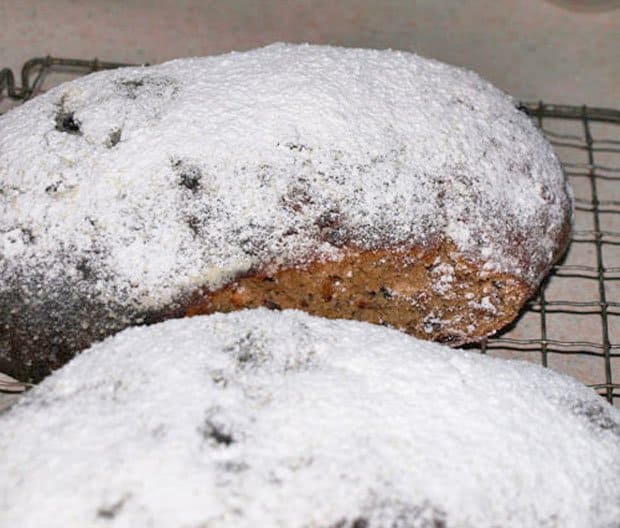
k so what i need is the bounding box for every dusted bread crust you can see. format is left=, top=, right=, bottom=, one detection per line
left=0, top=44, right=572, bottom=381
left=1, top=310, right=619, bottom=528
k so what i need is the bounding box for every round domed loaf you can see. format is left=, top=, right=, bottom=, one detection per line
left=0, top=44, right=572, bottom=381
left=1, top=309, right=618, bottom=527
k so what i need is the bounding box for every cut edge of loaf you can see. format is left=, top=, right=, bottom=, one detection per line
left=187, top=240, right=533, bottom=346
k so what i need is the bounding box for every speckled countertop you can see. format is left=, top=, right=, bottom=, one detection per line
left=0, top=0, right=619, bottom=405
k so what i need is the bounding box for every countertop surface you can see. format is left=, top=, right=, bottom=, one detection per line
left=1, top=0, right=618, bottom=107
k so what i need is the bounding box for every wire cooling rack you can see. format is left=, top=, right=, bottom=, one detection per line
left=1, top=57, right=619, bottom=405
left=477, top=102, right=620, bottom=405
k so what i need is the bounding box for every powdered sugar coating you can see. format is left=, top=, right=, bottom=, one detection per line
left=0, top=44, right=572, bottom=381
left=0, top=44, right=570, bottom=310
left=0, top=309, right=618, bottom=527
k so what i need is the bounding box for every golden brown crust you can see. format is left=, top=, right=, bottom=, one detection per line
left=187, top=241, right=530, bottom=345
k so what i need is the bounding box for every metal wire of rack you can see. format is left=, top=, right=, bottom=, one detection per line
left=476, top=101, right=620, bottom=405
left=1, top=57, right=619, bottom=405
left=0, top=56, right=137, bottom=107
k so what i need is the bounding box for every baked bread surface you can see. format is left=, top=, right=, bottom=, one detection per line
left=0, top=44, right=572, bottom=381
left=1, top=309, right=618, bottom=528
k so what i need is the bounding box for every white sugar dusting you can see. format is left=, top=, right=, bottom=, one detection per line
left=430, top=261, right=455, bottom=295
left=0, top=309, right=618, bottom=527
left=0, top=43, right=571, bottom=314
left=468, top=295, right=498, bottom=314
